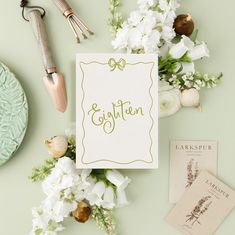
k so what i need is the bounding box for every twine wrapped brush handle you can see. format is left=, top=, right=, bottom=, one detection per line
left=28, top=10, right=56, bottom=74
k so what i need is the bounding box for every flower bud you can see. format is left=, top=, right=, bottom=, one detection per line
left=44, top=136, right=68, bottom=158
left=116, top=189, right=129, bottom=208
left=188, top=42, right=209, bottom=61
left=180, top=88, right=200, bottom=107
left=72, top=201, right=91, bottom=223
left=169, top=36, right=194, bottom=59
left=174, top=14, right=195, bottom=36
left=102, top=186, right=115, bottom=209
left=175, top=62, right=195, bottom=74
left=106, top=170, right=131, bottom=191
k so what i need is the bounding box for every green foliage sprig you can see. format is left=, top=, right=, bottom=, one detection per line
left=29, top=158, right=57, bottom=182
left=92, top=206, right=116, bottom=235
left=108, top=0, right=123, bottom=34
left=65, top=136, right=76, bottom=161
left=159, top=53, right=191, bottom=77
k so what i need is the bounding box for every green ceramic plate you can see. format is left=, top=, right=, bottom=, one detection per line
left=0, top=62, right=28, bottom=166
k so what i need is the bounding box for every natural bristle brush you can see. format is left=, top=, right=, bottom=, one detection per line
left=21, top=1, right=68, bottom=113
left=52, top=0, right=94, bottom=43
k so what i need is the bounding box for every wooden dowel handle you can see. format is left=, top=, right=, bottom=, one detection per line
left=52, top=0, right=72, bottom=16
left=28, top=9, right=56, bottom=73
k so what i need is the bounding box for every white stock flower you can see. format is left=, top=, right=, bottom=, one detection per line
left=128, top=11, right=143, bottom=26
left=52, top=201, right=77, bottom=222
left=56, top=157, right=76, bottom=175
left=159, top=0, right=170, bottom=11
left=137, top=13, right=156, bottom=35
left=128, top=28, right=143, bottom=49
left=106, top=170, right=131, bottom=191
left=31, top=207, right=51, bottom=230
left=161, top=25, right=176, bottom=42
left=42, top=158, right=78, bottom=196
left=138, top=0, right=155, bottom=10
left=116, top=189, right=129, bottom=208
left=169, top=0, right=180, bottom=10
left=188, top=42, right=210, bottom=61
left=159, top=88, right=181, bottom=118
left=86, top=181, right=106, bottom=206
left=112, top=24, right=130, bottom=50
left=169, top=36, right=194, bottom=59
left=81, top=169, right=92, bottom=181
left=102, top=186, right=115, bottom=209
left=142, top=31, right=161, bottom=53
left=31, top=206, right=65, bottom=235
left=112, top=0, right=180, bottom=53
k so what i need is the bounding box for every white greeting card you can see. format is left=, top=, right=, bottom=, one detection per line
left=76, top=54, right=158, bottom=169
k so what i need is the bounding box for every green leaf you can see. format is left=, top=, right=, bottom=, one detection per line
left=190, top=29, right=199, bottom=42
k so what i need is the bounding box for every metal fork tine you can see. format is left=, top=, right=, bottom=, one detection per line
left=70, top=16, right=87, bottom=39
left=67, top=17, right=80, bottom=43
left=72, top=14, right=94, bottom=35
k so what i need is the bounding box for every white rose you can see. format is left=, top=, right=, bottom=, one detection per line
left=159, top=89, right=181, bottom=118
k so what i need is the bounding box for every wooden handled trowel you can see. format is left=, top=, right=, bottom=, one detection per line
left=28, top=9, right=67, bottom=112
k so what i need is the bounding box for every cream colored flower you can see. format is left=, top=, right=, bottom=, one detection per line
left=159, top=89, right=181, bottom=118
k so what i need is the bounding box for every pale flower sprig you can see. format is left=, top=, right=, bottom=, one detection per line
left=92, top=206, right=116, bottom=235
left=162, top=72, right=222, bottom=90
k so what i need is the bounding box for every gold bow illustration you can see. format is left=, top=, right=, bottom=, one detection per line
left=108, top=58, right=126, bottom=71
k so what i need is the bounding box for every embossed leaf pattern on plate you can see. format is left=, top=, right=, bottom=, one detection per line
left=0, top=63, right=28, bottom=166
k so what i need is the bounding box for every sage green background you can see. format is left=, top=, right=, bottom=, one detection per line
left=0, top=0, right=234, bottom=234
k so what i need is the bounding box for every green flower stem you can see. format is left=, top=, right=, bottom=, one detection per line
left=108, top=0, right=123, bottom=33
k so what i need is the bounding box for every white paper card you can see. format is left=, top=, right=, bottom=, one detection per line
left=76, top=54, right=158, bottom=169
